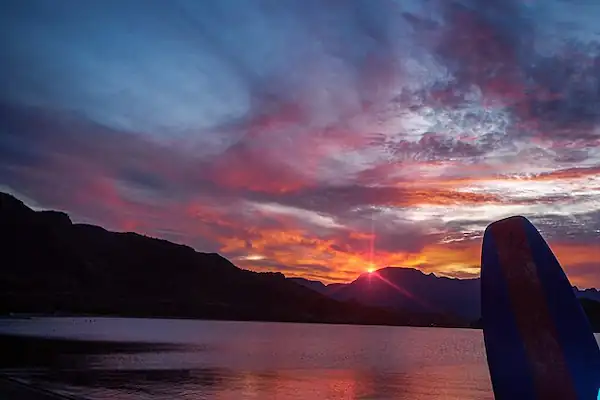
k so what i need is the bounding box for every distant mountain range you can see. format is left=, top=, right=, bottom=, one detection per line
left=0, top=192, right=464, bottom=328
left=291, top=269, right=600, bottom=321
left=291, top=269, right=480, bottom=320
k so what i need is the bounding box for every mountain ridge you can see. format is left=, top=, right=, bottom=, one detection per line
left=292, top=268, right=599, bottom=320
left=0, top=191, right=465, bottom=328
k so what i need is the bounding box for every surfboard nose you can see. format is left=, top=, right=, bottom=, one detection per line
left=481, top=214, right=600, bottom=400
left=484, top=215, right=530, bottom=230
left=483, top=216, right=537, bottom=244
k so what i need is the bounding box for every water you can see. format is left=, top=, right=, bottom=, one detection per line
left=0, top=317, right=495, bottom=399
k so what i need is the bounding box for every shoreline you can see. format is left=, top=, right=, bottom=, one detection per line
left=0, top=313, right=478, bottom=330
left=0, top=376, right=82, bottom=400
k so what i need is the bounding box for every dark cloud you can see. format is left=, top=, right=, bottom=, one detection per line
left=532, top=211, right=600, bottom=245
left=520, top=52, right=600, bottom=139
left=436, top=1, right=600, bottom=143
left=240, top=258, right=334, bottom=275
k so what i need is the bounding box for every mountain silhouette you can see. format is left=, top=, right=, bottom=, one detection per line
left=293, top=268, right=600, bottom=322
left=0, top=192, right=464, bottom=327
left=292, top=268, right=480, bottom=320
left=575, top=288, right=600, bottom=303
left=287, top=277, right=328, bottom=293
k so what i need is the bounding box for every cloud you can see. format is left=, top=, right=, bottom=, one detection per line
left=1, top=0, right=600, bottom=285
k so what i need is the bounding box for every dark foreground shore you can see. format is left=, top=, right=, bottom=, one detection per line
left=0, top=376, right=81, bottom=400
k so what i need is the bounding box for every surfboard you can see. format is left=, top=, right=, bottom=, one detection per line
left=481, top=215, right=600, bottom=399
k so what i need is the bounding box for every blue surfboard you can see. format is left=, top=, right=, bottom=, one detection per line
left=481, top=215, right=600, bottom=399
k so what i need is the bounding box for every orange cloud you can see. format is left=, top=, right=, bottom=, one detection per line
left=217, top=220, right=600, bottom=289
left=387, top=189, right=500, bottom=206
left=530, top=166, right=600, bottom=181
left=217, top=223, right=464, bottom=283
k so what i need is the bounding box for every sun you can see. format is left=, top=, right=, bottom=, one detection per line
left=367, top=268, right=375, bottom=274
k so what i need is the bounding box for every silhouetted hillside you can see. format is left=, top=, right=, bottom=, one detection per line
left=287, top=277, right=327, bottom=294
left=0, top=192, right=464, bottom=328
left=576, top=288, right=600, bottom=303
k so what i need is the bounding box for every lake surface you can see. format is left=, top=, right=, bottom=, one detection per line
left=0, top=317, right=496, bottom=399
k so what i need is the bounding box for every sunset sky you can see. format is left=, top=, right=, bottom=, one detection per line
left=1, top=0, right=600, bottom=287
